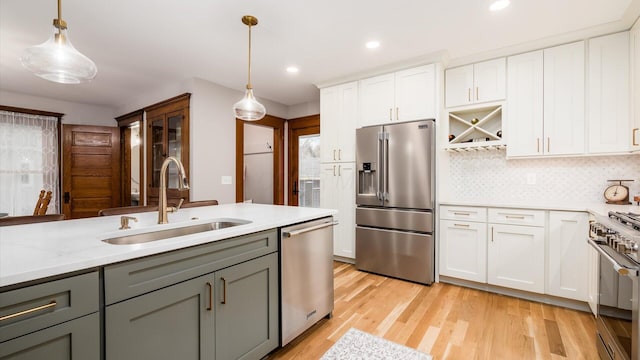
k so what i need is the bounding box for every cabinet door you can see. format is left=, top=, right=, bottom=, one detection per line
left=215, top=253, right=279, bottom=360
left=632, top=22, right=640, bottom=151
left=474, top=58, right=506, bottom=104
left=445, top=65, right=474, bottom=108
left=320, top=86, right=340, bottom=162
left=336, top=163, right=356, bottom=259
left=506, top=51, right=544, bottom=157
left=359, top=73, right=395, bottom=127
left=547, top=211, right=588, bottom=301
left=488, top=224, right=544, bottom=293
left=439, top=220, right=487, bottom=283
left=105, top=273, right=214, bottom=360
left=395, top=64, right=436, bottom=122
left=338, top=82, right=358, bottom=162
left=0, top=313, right=99, bottom=360
left=588, top=32, right=630, bottom=153
left=544, top=42, right=585, bottom=155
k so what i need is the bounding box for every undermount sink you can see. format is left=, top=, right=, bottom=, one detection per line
left=102, top=218, right=251, bottom=245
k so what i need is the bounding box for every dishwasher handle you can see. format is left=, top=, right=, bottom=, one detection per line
left=282, top=221, right=338, bottom=237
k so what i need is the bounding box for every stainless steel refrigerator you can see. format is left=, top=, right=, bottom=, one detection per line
left=355, top=119, right=435, bottom=284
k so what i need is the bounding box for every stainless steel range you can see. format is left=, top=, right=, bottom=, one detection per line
left=588, top=211, right=640, bottom=360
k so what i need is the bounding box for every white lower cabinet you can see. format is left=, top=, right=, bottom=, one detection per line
left=320, top=162, right=355, bottom=259
left=547, top=211, right=589, bottom=301
left=439, top=220, right=487, bottom=283
left=487, top=223, right=545, bottom=293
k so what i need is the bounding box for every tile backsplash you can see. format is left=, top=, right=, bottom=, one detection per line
left=446, top=150, right=640, bottom=204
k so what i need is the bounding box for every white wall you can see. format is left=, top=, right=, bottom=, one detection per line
left=0, top=90, right=116, bottom=126
left=189, top=77, right=288, bottom=204
left=287, top=101, right=320, bottom=119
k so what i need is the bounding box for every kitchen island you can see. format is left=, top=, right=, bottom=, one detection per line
left=0, top=203, right=336, bottom=360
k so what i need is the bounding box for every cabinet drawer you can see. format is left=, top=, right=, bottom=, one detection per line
left=488, top=208, right=545, bottom=227
left=104, top=229, right=277, bottom=305
left=0, top=271, right=99, bottom=343
left=440, top=206, right=487, bottom=222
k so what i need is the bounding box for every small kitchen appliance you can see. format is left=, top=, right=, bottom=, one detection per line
left=589, top=210, right=640, bottom=360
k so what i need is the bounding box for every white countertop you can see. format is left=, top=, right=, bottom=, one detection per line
left=439, top=200, right=640, bottom=217
left=0, top=203, right=336, bottom=288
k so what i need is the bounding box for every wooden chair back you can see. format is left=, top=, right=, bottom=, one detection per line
left=0, top=214, right=65, bottom=227
left=33, top=190, right=52, bottom=215
left=98, top=205, right=158, bottom=216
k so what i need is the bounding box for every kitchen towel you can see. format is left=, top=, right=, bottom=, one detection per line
left=321, top=327, right=432, bottom=360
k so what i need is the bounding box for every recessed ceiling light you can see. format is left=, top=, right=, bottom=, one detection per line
left=489, top=0, right=510, bottom=11
left=366, top=41, right=380, bottom=49
left=286, top=66, right=299, bottom=73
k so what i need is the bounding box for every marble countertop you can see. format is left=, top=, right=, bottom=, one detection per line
left=0, top=203, right=336, bottom=288
left=439, top=200, right=640, bottom=217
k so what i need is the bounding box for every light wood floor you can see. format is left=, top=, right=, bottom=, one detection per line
left=268, top=262, right=598, bottom=360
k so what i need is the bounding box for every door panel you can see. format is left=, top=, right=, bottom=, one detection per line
left=355, top=125, right=382, bottom=206
left=384, top=120, right=434, bottom=210
left=63, top=125, right=120, bottom=219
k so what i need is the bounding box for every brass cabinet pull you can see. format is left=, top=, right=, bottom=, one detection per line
left=0, top=301, right=57, bottom=322
left=454, top=223, right=470, bottom=228
left=206, top=282, right=213, bottom=311
left=506, top=215, right=526, bottom=219
left=338, top=165, right=342, bottom=176
left=453, top=212, right=470, bottom=216
left=333, top=165, right=336, bottom=176
left=333, top=149, right=336, bottom=161
left=491, top=227, right=494, bottom=242
left=476, top=87, right=479, bottom=101
left=468, top=88, right=471, bottom=102
left=221, top=277, right=227, bottom=304
left=537, top=138, right=540, bottom=153
left=396, top=107, right=399, bottom=121
left=547, top=137, right=550, bottom=153
left=338, top=149, right=341, bottom=160
left=633, top=128, right=639, bottom=146
left=389, top=108, right=392, bottom=121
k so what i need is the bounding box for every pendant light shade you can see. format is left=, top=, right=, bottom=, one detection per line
left=233, top=15, right=266, bottom=121
left=20, top=0, right=97, bottom=84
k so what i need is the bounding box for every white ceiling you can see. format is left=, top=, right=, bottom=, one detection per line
left=1, top=0, right=638, bottom=110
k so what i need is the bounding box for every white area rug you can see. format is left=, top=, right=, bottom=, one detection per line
left=321, top=328, right=433, bottom=360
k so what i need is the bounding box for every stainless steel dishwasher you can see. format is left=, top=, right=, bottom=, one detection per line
left=280, top=216, right=336, bottom=346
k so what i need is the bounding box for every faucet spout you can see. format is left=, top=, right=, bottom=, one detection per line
left=158, top=156, right=189, bottom=224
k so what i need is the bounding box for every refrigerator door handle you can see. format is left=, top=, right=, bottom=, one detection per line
left=377, top=131, right=385, bottom=202
left=383, top=132, right=389, bottom=202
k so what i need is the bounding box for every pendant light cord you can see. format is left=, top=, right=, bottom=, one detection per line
left=247, top=22, right=252, bottom=90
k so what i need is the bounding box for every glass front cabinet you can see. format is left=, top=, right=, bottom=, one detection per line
left=145, top=93, right=190, bottom=206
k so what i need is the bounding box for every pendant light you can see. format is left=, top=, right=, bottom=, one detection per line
left=20, top=0, right=97, bottom=84
left=233, top=15, right=266, bottom=121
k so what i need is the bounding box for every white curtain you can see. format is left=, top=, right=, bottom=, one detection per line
left=0, top=111, right=59, bottom=216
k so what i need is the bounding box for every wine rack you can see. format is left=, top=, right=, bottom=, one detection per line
left=446, top=103, right=505, bottom=151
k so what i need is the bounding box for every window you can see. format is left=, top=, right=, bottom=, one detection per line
left=0, top=109, right=61, bottom=216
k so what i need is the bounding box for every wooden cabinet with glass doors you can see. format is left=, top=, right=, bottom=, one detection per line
left=145, top=93, right=190, bottom=206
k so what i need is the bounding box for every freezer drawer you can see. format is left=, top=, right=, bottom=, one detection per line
left=356, top=207, right=433, bottom=233
left=280, top=217, right=335, bottom=346
left=355, top=226, right=434, bottom=284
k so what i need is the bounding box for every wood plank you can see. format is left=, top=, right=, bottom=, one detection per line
left=266, top=263, right=598, bottom=360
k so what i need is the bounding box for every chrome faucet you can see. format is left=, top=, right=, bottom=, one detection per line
left=158, top=156, right=189, bottom=224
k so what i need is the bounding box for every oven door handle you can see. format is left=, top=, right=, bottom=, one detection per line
left=588, top=238, right=639, bottom=277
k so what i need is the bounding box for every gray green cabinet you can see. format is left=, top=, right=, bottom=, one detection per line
left=0, top=272, right=99, bottom=360
left=215, top=253, right=279, bottom=360
left=104, top=229, right=280, bottom=360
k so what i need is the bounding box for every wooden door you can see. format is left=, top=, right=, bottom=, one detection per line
left=288, top=115, right=319, bottom=206
left=63, top=125, right=121, bottom=219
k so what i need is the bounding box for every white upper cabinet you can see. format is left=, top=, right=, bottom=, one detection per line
left=320, top=81, right=358, bottom=162
left=506, top=50, right=544, bottom=157
left=588, top=31, right=630, bottom=154
left=632, top=21, right=640, bottom=151
left=359, top=64, right=436, bottom=127
left=446, top=58, right=506, bottom=108
left=544, top=42, right=585, bottom=155
left=506, top=42, right=585, bottom=157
